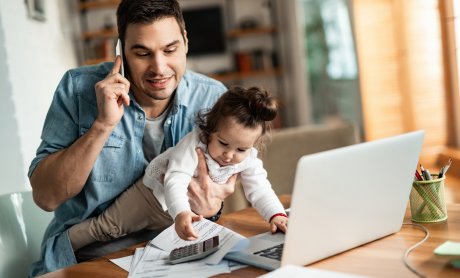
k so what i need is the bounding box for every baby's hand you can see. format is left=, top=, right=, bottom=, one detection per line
left=175, top=211, right=203, bottom=240
left=270, top=216, right=288, bottom=233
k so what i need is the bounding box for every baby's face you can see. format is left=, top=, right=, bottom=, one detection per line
left=208, top=117, right=262, bottom=166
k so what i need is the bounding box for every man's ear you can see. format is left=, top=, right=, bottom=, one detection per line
left=183, top=30, right=189, bottom=54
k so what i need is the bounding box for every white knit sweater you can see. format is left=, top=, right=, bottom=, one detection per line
left=143, top=129, right=285, bottom=221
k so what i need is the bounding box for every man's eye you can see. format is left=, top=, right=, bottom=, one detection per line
left=135, top=52, right=150, bottom=57
left=165, top=47, right=177, bottom=54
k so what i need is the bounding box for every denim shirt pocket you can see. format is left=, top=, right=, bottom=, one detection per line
left=80, top=127, right=125, bottom=182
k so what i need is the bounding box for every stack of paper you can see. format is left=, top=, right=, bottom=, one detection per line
left=110, top=219, right=248, bottom=277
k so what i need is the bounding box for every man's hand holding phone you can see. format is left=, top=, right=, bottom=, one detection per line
left=94, top=55, right=130, bottom=131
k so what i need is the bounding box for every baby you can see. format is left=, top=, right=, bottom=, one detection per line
left=69, top=86, right=288, bottom=249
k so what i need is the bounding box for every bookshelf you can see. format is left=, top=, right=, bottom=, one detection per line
left=77, top=0, right=119, bottom=65
left=221, top=0, right=283, bottom=90
left=210, top=68, right=281, bottom=83
left=76, top=0, right=283, bottom=84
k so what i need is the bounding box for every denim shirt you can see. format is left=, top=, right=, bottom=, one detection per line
left=28, top=62, right=226, bottom=276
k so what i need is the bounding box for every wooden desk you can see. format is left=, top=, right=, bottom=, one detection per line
left=40, top=197, right=460, bottom=278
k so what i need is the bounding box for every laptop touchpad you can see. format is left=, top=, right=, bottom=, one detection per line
left=257, top=232, right=285, bottom=242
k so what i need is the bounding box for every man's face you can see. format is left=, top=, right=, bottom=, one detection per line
left=124, top=17, right=188, bottom=105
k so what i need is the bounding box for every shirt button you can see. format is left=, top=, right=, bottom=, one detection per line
left=137, top=149, right=141, bottom=154
left=137, top=115, right=143, bottom=120
left=166, top=119, right=171, bottom=125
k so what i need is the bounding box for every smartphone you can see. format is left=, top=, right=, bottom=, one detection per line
left=115, top=38, right=125, bottom=77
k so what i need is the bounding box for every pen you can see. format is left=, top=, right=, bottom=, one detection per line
left=438, top=157, right=452, bottom=178
left=420, top=164, right=426, bottom=178
left=420, top=164, right=432, bottom=180
left=423, top=169, right=432, bottom=180
left=438, top=167, right=444, bottom=178
left=415, top=170, right=423, bottom=181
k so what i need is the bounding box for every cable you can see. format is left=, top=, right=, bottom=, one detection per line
left=401, top=223, right=430, bottom=278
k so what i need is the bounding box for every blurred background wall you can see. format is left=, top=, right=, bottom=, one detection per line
left=1, top=0, right=459, bottom=195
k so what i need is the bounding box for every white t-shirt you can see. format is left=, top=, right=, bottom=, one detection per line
left=143, top=129, right=285, bottom=221
left=142, top=106, right=170, bottom=162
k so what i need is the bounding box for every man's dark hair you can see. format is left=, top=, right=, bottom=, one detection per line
left=116, top=0, right=186, bottom=45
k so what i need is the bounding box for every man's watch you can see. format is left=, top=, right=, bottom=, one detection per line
left=205, top=202, right=224, bottom=222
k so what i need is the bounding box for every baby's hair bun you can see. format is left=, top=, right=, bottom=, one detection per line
left=246, top=87, right=277, bottom=122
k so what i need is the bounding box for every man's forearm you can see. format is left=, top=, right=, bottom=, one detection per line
left=30, top=121, right=113, bottom=211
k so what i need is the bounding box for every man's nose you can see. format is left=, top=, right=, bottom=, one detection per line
left=149, top=54, right=166, bottom=74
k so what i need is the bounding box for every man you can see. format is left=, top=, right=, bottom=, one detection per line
left=28, top=0, right=234, bottom=276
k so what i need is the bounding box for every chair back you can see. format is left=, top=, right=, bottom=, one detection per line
left=260, top=121, right=358, bottom=195
left=0, top=191, right=53, bottom=278
left=223, top=121, right=358, bottom=214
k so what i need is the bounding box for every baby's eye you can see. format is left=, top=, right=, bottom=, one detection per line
left=219, top=140, right=228, bottom=146
left=237, top=148, right=248, bottom=152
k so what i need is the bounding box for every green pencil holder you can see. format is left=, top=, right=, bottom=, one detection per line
left=409, top=174, right=447, bottom=223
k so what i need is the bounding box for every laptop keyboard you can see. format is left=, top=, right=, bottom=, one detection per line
left=253, top=243, right=284, bottom=261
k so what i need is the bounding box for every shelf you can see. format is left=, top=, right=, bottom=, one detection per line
left=228, top=26, right=277, bottom=39
left=82, top=28, right=117, bottom=40
left=77, top=0, right=283, bottom=91
left=210, top=68, right=281, bottom=82
left=79, top=0, right=120, bottom=11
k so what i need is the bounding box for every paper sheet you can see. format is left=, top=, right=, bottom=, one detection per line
left=434, top=241, right=460, bottom=256
left=109, top=248, right=145, bottom=272
left=125, top=219, right=248, bottom=277
left=150, top=218, right=248, bottom=265
left=111, top=253, right=247, bottom=277
left=126, top=244, right=233, bottom=277
left=110, top=255, right=133, bottom=272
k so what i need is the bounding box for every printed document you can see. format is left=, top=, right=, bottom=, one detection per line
left=151, top=218, right=247, bottom=265
left=125, top=219, right=248, bottom=277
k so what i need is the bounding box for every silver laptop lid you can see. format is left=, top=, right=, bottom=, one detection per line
left=282, top=130, right=424, bottom=267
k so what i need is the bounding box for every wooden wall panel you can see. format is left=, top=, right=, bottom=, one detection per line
left=404, top=0, right=447, bottom=147
left=351, top=0, right=405, bottom=140
left=351, top=0, right=449, bottom=164
left=440, top=0, right=460, bottom=147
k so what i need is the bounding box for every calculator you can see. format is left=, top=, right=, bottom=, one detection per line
left=168, top=235, right=220, bottom=264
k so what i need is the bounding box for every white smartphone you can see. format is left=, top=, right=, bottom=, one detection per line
left=115, top=38, right=125, bottom=77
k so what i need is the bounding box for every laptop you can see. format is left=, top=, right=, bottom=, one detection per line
left=225, top=130, right=424, bottom=270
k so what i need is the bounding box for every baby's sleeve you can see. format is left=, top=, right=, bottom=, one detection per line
left=239, top=155, right=285, bottom=221
left=163, top=130, right=201, bottom=219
